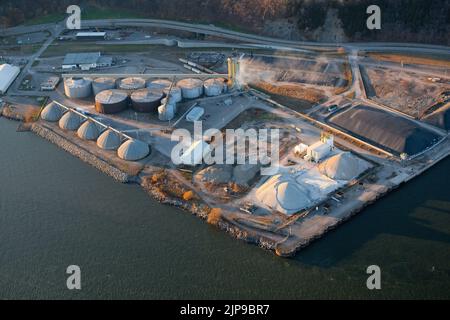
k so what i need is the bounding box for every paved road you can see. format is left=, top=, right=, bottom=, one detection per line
left=9, top=22, right=65, bottom=94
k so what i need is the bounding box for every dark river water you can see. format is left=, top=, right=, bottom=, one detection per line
left=0, top=117, right=449, bottom=299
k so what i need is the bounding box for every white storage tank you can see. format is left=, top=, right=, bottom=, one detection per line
left=92, top=77, right=116, bottom=95
left=160, top=97, right=177, bottom=113
left=203, top=78, right=225, bottom=96
left=95, top=89, right=129, bottom=114
left=64, top=77, right=92, bottom=98
left=158, top=103, right=175, bottom=121
left=118, top=77, right=146, bottom=92
left=147, top=79, right=172, bottom=91
left=130, top=88, right=164, bottom=113
left=163, top=86, right=182, bottom=103
left=177, top=78, right=203, bottom=99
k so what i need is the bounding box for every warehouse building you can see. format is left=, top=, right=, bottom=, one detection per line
left=62, top=52, right=112, bottom=71
left=0, top=64, right=20, bottom=94
left=76, top=32, right=107, bottom=40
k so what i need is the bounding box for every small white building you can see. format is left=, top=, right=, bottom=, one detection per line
left=179, top=140, right=211, bottom=165
left=186, top=106, right=204, bottom=122
left=0, top=64, right=20, bottom=94
left=40, top=76, right=60, bottom=91
left=306, top=141, right=332, bottom=162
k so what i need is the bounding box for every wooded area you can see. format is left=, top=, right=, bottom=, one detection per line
left=0, top=0, right=448, bottom=45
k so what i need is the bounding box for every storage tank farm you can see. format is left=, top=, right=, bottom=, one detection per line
left=130, top=88, right=164, bottom=113
left=64, top=77, right=92, bottom=98
left=95, top=89, right=129, bottom=114
left=92, top=77, right=116, bottom=95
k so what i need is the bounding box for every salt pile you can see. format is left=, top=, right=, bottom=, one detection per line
left=318, top=152, right=371, bottom=180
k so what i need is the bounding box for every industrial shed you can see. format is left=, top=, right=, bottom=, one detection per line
left=0, top=64, right=20, bottom=94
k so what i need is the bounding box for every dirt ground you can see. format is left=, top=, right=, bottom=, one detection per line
left=365, top=66, right=450, bottom=118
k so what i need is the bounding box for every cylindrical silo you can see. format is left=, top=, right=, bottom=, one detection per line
left=130, top=88, right=164, bottom=113
left=204, top=78, right=226, bottom=96
left=77, top=120, right=100, bottom=140
left=163, top=86, right=182, bottom=103
left=97, top=129, right=121, bottom=150
left=158, top=103, right=175, bottom=121
left=95, top=89, right=129, bottom=114
left=118, top=77, right=146, bottom=93
left=147, top=79, right=172, bottom=91
left=40, top=101, right=64, bottom=122
left=160, top=97, right=177, bottom=113
left=64, top=78, right=92, bottom=98
left=59, top=111, right=83, bottom=131
left=177, top=78, right=203, bottom=99
left=92, top=77, right=116, bottom=95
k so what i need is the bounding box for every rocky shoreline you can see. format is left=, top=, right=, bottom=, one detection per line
left=30, top=123, right=131, bottom=183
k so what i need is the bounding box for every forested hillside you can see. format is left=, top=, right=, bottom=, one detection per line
left=0, top=0, right=448, bottom=45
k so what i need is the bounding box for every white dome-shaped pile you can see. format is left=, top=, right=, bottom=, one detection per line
left=59, top=111, right=83, bottom=131
left=96, top=129, right=121, bottom=150
left=77, top=120, right=100, bottom=140
left=117, top=139, right=150, bottom=161
left=40, top=101, right=64, bottom=122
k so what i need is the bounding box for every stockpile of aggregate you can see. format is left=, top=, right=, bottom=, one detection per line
left=318, top=152, right=371, bottom=180
left=328, top=105, right=440, bottom=155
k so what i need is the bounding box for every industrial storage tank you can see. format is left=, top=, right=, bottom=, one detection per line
left=59, top=111, right=83, bottom=131
left=203, top=78, right=226, bottom=96
left=160, top=97, right=177, bottom=113
left=163, top=86, right=182, bottom=103
left=177, top=78, right=203, bottom=99
left=77, top=120, right=100, bottom=140
left=97, top=129, right=121, bottom=150
left=158, top=103, right=175, bottom=121
left=117, top=139, right=150, bottom=161
left=40, top=101, right=64, bottom=122
left=92, top=77, right=116, bottom=95
left=147, top=79, right=172, bottom=91
left=118, top=77, right=146, bottom=92
left=95, top=89, right=129, bottom=114
left=64, top=77, right=92, bottom=98
left=130, top=88, right=164, bottom=113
